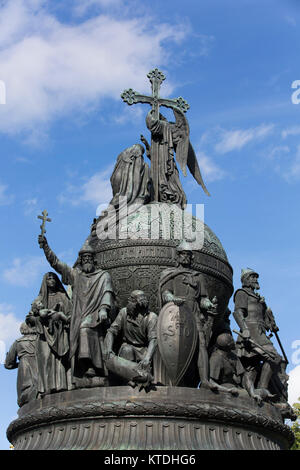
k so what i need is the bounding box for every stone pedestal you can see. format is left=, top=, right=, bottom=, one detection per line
left=7, top=386, right=293, bottom=450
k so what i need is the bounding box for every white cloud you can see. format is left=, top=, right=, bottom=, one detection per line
left=23, top=198, right=38, bottom=215
left=196, top=151, right=226, bottom=182
left=281, top=126, right=300, bottom=139
left=58, top=166, right=113, bottom=211
left=81, top=168, right=113, bottom=206
left=267, top=145, right=290, bottom=160
left=0, top=183, right=14, bottom=206
left=282, top=144, right=300, bottom=182
left=0, top=304, right=22, bottom=363
left=215, top=124, right=274, bottom=154
left=288, top=365, right=300, bottom=407
left=3, top=255, right=48, bottom=287
left=0, top=0, right=188, bottom=136
left=73, top=0, right=122, bottom=16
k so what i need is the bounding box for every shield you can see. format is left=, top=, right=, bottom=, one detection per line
left=157, top=302, right=198, bottom=386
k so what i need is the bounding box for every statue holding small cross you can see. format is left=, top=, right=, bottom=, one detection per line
left=38, top=210, right=51, bottom=246
left=121, top=68, right=210, bottom=208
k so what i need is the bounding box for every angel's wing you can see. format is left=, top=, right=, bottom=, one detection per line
left=173, top=108, right=210, bottom=196
left=187, top=142, right=210, bottom=196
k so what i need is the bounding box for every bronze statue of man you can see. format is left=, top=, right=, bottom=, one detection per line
left=158, top=240, right=218, bottom=389
left=38, top=235, right=115, bottom=384
left=209, top=333, right=244, bottom=395
left=233, top=268, right=282, bottom=403
left=5, top=322, right=38, bottom=407
left=104, top=290, right=157, bottom=386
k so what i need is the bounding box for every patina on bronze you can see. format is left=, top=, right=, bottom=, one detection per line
left=122, top=68, right=209, bottom=207
left=5, top=69, right=295, bottom=450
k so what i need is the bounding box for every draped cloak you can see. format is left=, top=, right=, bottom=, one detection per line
left=43, top=245, right=115, bottom=380
left=95, top=144, right=151, bottom=241
left=146, top=113, right=186, bottom=208
left=34, top=272, right=72, bottom=395
left=57, top=264, right=115, bottom=373
left=110, top=145, right=151, bottom=207
left=5, top=334, right=38, bottom=407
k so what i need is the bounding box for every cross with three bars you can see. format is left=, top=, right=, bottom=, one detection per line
left=38, top=210, right=51, bottom=238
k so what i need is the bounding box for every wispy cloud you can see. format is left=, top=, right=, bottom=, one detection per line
left=282, top=145, right=300, bottom=182
left=23, top=198, right=38, bottom=216
left=58, top=166, right=113, bottom=211
left=0, top=304, right=22, bottom=362
left=3, top=255, right=48, bottom=287
left=281, top=126, right=300, bottom=139
left=73, top=0, right=122, bottom=16
left=288, top=365, right=300, bottom=406
left=0, top=0, right=189, bottom=137
left=0, top=304, right=22, bottom=364
left=196, top=151, right=226, bottom=182
left=215, top=124, right=274, bottom=154
left=0, top=306, right=22, bottom=342
left=0, top=183, right=14, bottom=206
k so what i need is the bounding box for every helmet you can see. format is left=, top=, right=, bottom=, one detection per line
left=79, top=242, right=95, bottom=256
left=241, top=268, right=259, bottom=284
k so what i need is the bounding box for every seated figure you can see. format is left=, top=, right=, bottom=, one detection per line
left=104, top=290, right=157, bottom=387
left=209, top=333, right=245, bottom=395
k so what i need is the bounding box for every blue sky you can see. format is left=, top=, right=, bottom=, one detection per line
left=0, top=0, right=300, bottom=449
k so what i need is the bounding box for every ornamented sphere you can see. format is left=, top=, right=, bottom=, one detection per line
left=90, top=202, right=233, bottom=316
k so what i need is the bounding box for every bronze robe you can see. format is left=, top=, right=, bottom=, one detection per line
left=5, top=334, right=38, bottom=407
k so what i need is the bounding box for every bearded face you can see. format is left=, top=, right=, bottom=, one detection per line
left=244, top=274, right=260, bottom=291
left=178, top=251, right=192, bottom=268
left=81, top=253, right=95, bottom=273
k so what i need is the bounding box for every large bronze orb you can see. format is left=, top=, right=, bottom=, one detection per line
left=90, top=202, right=233, bottom=315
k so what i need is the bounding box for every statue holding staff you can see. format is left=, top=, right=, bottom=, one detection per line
left=38, top=226, right=115, bottom=385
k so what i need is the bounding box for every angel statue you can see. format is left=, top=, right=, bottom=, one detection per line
left=121, top=68, right=210, bottom=209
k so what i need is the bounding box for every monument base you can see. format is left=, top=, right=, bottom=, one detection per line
left=7, top=386, right=293, bottom=450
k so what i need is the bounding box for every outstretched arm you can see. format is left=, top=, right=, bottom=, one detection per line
left=38, top=235, right=74, bottom=285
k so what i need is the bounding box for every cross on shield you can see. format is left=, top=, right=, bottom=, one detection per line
left=157, top=301, right=197, bottom=386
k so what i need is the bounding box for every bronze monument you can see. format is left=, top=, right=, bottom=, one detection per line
left=5, top=69, right=295, bottom=450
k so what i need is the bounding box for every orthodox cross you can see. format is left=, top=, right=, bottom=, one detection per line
left=121, top=68, right=190, bottom=201
left=38, top=210, right=51, bottom=237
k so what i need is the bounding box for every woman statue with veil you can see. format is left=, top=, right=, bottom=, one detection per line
left=26, top=272, right=73, bottom=396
